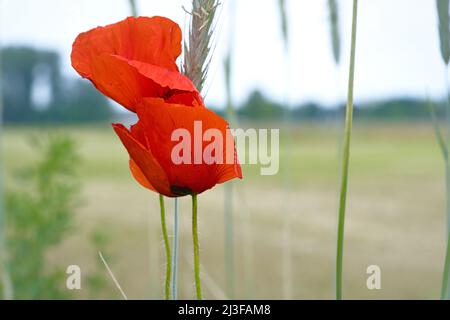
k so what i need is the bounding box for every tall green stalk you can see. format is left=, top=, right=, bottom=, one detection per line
left=0, top=31, right=13, bottom=299
left=126, top=0, right=170, bottom=301
left=278, top=0, right=289, bottom=47
left=336, top=0, right=358, bottom=301
left=429, top=98, right=450, bottom=219
left=277, top=0, right=293, bottom=300
left=128, top=0, right=138, bottom=17
left=439, top=71, right=450, bottom=300
left=183, top=0, right=220, bottom=301
left=159, top=195, right=172, bottom=300
left=223, top=0, right=237, bottom=299
left=192, top=194, right=202, bottom=300
left=328, top=0, right=341, bottom=65
left=441, top=227, right=450, bottom=299
left=435, top=0, right=450, bottom=300
left=437, top=0, right=450, bottom=65
left=171, top=198, right=179, bottom=300
left=429, top=97, right=450, bottom=300
left=437, top=72, right=450, bottom=299
left=444, top=72, right=450, bottom=300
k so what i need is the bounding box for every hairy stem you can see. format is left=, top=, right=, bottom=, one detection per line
left=336, top=0, right=358, bottom=301
left=159, top=195, right=172, bottom=300
left=171, top=198, right=179, bottom=300
left=192, top=194, right=202, bottom=300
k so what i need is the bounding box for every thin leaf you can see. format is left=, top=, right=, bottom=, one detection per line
left=437, top=0, right=450, bottom=65
left=278, top=0, right=289, bottom=48
left=328, top=0, right=341, bottom=65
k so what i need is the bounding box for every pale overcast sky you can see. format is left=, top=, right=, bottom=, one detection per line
left=0, top=0, right=447, bottom=108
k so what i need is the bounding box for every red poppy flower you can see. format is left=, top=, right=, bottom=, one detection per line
left=113, top=98, right=242, bottom=197
left=72, top=17, right=242, bottom=196
left=71, top=16, right=202, bottom=111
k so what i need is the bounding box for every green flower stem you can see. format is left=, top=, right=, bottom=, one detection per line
left=159, top=195, right=172, bottom=300
left=171, top=198, right=179, bottom=300
left=192, top=194, right=202, bottom=300
left=336, top=0, right=358, bottom=301
left=442, top=232, right=450, bottom=299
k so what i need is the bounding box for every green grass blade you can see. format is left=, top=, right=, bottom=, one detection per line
left=223, top=0, right=237, bottom=299
left=128, top=0, right=138, bottom=17
left=437, top=0, right=450, bottom=65
left=278, top=0, right=289, bottom=49
left=0, top=37, right=14, bottom=300
left=328, top=0, right=341, bottom=65
left=336, top=0, right=358, bottom=300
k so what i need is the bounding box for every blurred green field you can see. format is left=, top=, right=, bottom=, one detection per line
left=3, top=121, right=448, bottom=300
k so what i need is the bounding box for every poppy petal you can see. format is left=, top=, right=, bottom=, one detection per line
left=135, top=98, right=242, bottom=195
left=89, top=54, right=154, bottom=110
left=72, top=16, right=181, bottom=77
left=127, top=60, right=198, bottom=94
left=81, top=52, right=201, bottom=112
left=129, top=159, right=157, bottom=191
left=112, top=123, right=173, bottom=197
left=72, top=16, right=202, bottom=111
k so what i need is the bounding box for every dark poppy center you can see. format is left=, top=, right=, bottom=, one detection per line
left=171, top=185, right=193, bottom=197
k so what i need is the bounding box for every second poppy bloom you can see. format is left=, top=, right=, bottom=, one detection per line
left=114, top=98, right=242, bottom=197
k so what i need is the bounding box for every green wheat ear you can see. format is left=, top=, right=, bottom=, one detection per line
left=328, top=0, right=341, bottom=65
left=183, top=0, right=220, bottom=93
left=437, top=0, right=450, bottom=65
left=183, top=0, right=222, bottom=301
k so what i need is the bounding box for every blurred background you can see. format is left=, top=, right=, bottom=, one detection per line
left=0, top=0, right=449, bottom=299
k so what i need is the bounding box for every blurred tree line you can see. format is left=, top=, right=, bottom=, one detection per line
left=1, top=46, right=442, bottom=124
left=1, top=46, right=113, bottom=124
left=233, top=90, right=444, bottom=122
